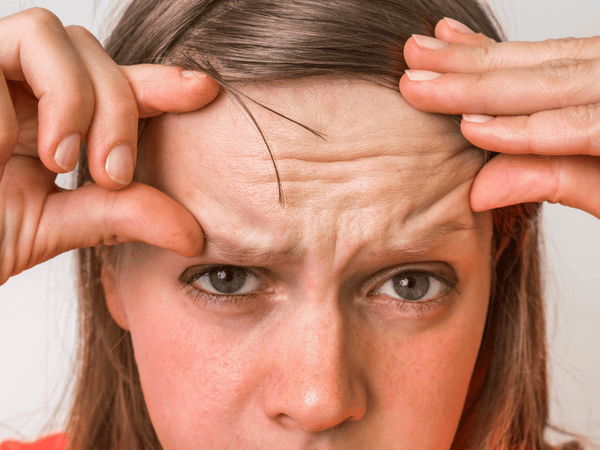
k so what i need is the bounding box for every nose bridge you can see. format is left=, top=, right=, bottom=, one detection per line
left=262, top=292, right=367, bottom=432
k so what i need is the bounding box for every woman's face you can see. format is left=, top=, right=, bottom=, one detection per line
left=103, top=79, right=493, bottom=449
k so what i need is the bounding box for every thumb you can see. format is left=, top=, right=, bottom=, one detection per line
left=471, top=154, right=600, bottom=219
left=37, top=182, right=203, bottom=262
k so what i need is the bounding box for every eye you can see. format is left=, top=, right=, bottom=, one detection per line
left=373, top=271, right=448, bottom=302
left=193, top=265, right=261, bottom=295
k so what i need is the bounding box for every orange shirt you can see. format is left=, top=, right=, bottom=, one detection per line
left=0, top=434, right=67, bottom=450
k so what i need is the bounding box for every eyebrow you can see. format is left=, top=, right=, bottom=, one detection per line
left=373, top=220, right=478, bottom=259
left=202, top=234, right=299, bottom=265
left=201, top=219, right=477, bottom=266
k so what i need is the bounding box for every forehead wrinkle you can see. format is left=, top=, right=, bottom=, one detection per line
left=199, top=206, right=480, bottom=276
left=404, top=143, right=485, bottom=222
left=247, top=110, right=463, bottom=167
left=237, top=79, right=465, bottom=161
left=201, top=228, right=301, bottom=266
left=149, top=81, right=486, bottom=271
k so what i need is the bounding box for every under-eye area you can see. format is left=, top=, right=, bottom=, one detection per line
left=367, top=263, right=459, bottom=318
left=180, top=264, right=268, bottom=311
left=178, top=260, right=460, bottom=320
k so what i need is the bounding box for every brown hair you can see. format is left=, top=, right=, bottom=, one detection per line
left=68, top=1, right=580, bottom=449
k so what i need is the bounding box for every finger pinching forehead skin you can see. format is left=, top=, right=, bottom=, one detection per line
left=140, top=78, right=486, bottom=249
left=123, top=78, right=493, bottom=449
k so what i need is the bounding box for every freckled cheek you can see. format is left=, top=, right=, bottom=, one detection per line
left=369, top=278, right=489, bottom=447
left=120, top=272, right=263, bottom=447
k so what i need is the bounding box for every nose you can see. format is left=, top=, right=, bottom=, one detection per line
left=262, top=302, right=368, bottom=432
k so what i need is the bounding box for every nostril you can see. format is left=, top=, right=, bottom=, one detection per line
left=273, top=413, right=302, bottom=431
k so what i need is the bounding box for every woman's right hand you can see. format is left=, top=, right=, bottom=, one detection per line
left=0, top=8, right=220, bottom=286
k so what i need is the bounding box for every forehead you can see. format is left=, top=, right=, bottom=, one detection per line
left=142, top=79, right=485, bottom=262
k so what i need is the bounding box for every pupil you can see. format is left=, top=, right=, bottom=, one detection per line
left=393, top=273, right=430, bottom=301
left=209, top=266, right=247, bottom=294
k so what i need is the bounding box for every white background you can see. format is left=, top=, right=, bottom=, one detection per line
left=0, top=0, right=599, bottom=446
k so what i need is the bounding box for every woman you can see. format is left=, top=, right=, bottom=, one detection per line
left=0, top=0, right=598, bottom=449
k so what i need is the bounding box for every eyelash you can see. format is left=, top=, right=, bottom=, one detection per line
left=181, top=267, right=262, bottom=308
left=368, top=269, right=459, bottom=318
left=180, top=265, right=459, bottom=316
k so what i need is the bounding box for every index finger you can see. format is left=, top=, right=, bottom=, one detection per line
left=120, top=65, right=220, bottom=118
left=400, top=58, right=600, bottom=116
left=404, top=33, right=600, bottom=75
left=0, top=8, right=94, bottom=172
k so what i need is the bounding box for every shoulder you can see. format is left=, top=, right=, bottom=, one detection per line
left=0, top=434, right=67, bottom=450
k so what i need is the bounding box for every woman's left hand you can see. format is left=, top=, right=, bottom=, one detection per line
left=399, top=18, right=600, bottom=219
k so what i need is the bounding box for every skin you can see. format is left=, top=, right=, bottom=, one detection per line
left=2, top=10, right=598, bottom=448
left=400, top=17, right=600, bottom=219
left=0, top=8, right=218, bottom=285
left=102, top=79, right=494, bottom=450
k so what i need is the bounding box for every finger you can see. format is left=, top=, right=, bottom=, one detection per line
left=434, top=17, right=497, bottom=47
left=66, top=25, right=139, bottom=189
left=0, top=9, right=94, bottom=173
left=400, top=58, right=600, bottom=116
left=120, top=65, right=220, bottom=118
left=36, top=182, right=203, bottom=263
left=460, top=104, right=600, bottom=156
left=404, top=32, right=600, bottom=74
left=471, top=154, right=600, bottom=219
left=0, top=70, right=20, bottom=180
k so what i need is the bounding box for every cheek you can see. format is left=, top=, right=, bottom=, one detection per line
left=117, top=258, right=262, bottom=449
left=113, top=225, right=491, bottom=450
left=131, top=294, right=258, bottom=450
left=371, top=259, right=490, bottom=448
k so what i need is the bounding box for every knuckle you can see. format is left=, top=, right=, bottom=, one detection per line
left=100, top=234, right=123, bottom=247
left=102, top=192, right=120, bottom=229
left=51, top=89, right=95, bottom=117
left=539, top=58, right=581, bottom=83
left=65, top=25, right=97, bottom=43
left=548, top=158, right=564, bottom=204
left=545, top=36, right=581, bottom=56
left=477, top=44, right=498, bottom=70
left=561, top=105, right=600, bottom=154
left=562, top=104, right=600, bottom=128
left=475, top=41, right=506, bottom=70
left=19, top=7, right=63, bottom=31
left=101, top=97, right=139, bottom=122
left=133, top=81, right=149, bottom=107
left=480, top=33, right=498, bottom=46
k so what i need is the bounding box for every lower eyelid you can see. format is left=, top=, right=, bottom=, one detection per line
left=184, top=284, right=261, bottom=307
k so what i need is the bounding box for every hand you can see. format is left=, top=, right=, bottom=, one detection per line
left=399, top=17, right=600, bottom=219
left=0, top=8, right=220, bottom=285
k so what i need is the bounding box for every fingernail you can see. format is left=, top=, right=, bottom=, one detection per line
left=444, top=17, right=475, bottom=34
left=412, top=34, right=448, bottom=50
left=106, top=144, right=134, bottom=185
left=462, top=114, right=495, bottom=123
left=55, top=133, right=81, bottom=171
left=181, top=70, right=205, bottom=79
left=404, top=70, right=442, bottom=81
